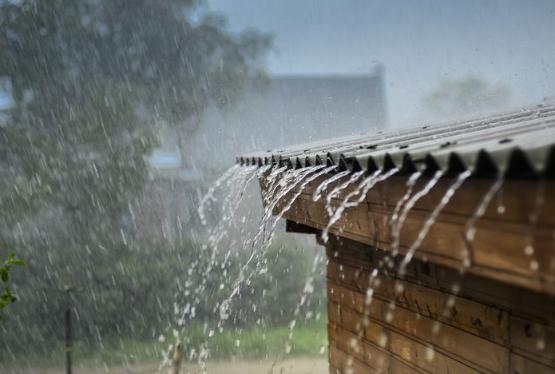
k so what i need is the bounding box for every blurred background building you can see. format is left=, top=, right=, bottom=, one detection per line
left=137, top=68, right=387, bottom=240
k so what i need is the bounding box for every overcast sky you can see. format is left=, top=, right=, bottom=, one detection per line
left=208, top=0, right=555, bottom=126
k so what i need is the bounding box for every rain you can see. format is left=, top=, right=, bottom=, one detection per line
left=1, top=1, right=555, bottom=374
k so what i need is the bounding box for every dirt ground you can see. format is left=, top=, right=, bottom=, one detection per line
left=4, top=358, right=328, bottom=374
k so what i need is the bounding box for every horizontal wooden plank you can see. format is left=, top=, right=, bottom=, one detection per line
left=289, top=174, right=555, bottom=227
left=328, top=260, right=510, bottom=345
left=389, top=329, right=481, bottom=374
left=327, top=237, right=555, bottom=371
left=510, top=352, right=555, bottom=374
left=328, top=279, right=510, bottom=373
left=329, top=323, right=391, bottom=371
left=510, top=317, right=555, bottom=368
left=329, top=344, right=385, bottom=374
left=326, top=235, right=555, bottom=320
left=272, top=185, right=555, bottom=293
left=329, top=323, right=426, bottom=374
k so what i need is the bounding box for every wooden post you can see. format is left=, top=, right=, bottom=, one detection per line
left=172, top=342, right=183, bottom=374
left=64, top=287, right=73, bottom=374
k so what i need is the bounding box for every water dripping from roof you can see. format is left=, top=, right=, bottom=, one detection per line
left=462, top=176, right=504, bottom=269
left=217, top=166, right=324, bottom=333
left=263, top=165, right=335, bottom=247
left=390, top=170, right=445, bottom=258
left=197, top=164, right=240, bottom=226
left=389, top=171, right=422, bottom=240
left=312, top=170, right=351, bottom=202
left=325, top=170, right=365, bottom=216
left=169, top=164, right=261, bottom=360
left=433, top=172, right=504, bottom=343
left=321, top=168, right=399, bottom=243
left=398, top=170, right=471, bottom=277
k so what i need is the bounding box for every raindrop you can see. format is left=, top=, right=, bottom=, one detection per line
left=530, top=260, right=539, bottom=271
left=378, top=333, right=388, bottom=348
left=425, top=346, right=436, bottom=361
left=524, top=244, right=534, bottom=256
left=536, top=338, right=546, bottom=351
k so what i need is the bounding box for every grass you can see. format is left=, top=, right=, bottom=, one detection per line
left=183, top=319, right=328, bottom=359
left=3, top=319, right=328, bottom=369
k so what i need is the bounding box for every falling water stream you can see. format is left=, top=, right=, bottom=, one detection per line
left=321, top=168, right=400, bottom=243
left=313, top=170, right=351, bottom=202
left=197, top=165, right=240, bottom=226
left=390, top=170, right=445, bottom=258
left=342, top=169, right=473, bottom=368
left=161, top=165, right=263, bottom=371
left=389, top=171, right=422, bottom=240
left=398, top=170, right=472, bottom=276
left=167, top=159, right=544, bottom=372
left=263, top=165, right=337, bottom=247
left=462, top=176, right=504, bottom=269
left=216, top=166, right=324, bottom=334
left=325, top=170, right=365, bottom=216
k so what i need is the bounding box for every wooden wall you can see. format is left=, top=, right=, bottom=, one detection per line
left=271, top=175, right=555, bottom=294
left=326, top=235, right=555, bottom=374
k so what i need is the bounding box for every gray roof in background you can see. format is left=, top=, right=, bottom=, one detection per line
left=238, top=103, right=555, bottom=179
left=186, top=71, right=386, bottom=171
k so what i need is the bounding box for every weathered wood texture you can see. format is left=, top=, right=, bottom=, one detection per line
left=264, top=174, right=555, bottom=294
left=326, top=236, right=555, bottom=374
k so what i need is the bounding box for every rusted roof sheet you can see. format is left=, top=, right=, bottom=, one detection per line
left=237, top=104, right=555, bottom=179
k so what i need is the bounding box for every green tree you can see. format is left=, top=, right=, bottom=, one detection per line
left=0, top=0, right=270, bottom=355
left=0, top=253, right=25, bottom=313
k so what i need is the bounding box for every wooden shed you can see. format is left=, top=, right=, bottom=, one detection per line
left=239, top=104, right=555, bottom=373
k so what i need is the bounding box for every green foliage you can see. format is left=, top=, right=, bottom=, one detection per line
left=0, top=0, right=270, bottom=237
left=178, top=319, right=327, bottom=360
left=3, top=321, right=327, bottom=369
left=0, top=237, right=325, bottom=362
left=0, top=253, right=25, bottom=312
left=0, top=0, right=270, bottom=351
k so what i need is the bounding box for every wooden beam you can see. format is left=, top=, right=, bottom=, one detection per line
left=326, top=236, right=555, bottom=372
left=285, top=219, right=321, bottom=235
left=260, top=173, right=555, bottom=294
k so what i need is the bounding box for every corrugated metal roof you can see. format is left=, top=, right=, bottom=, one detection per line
left=237, top=103, right=555, bottom=179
